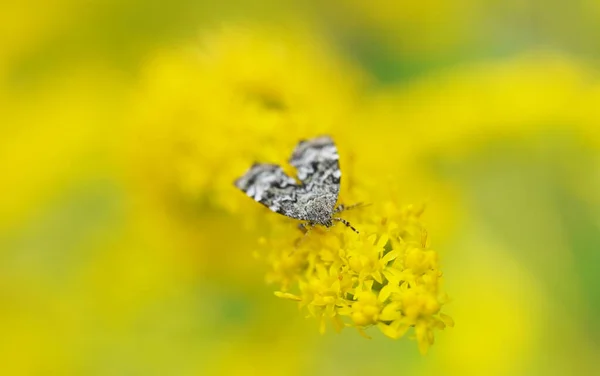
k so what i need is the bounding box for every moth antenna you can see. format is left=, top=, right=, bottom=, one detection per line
left=333, top=218, right=359, bottom=234
left=334, top=202, right=371, bottom=214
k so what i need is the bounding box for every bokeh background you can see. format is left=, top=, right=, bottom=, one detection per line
left=2, top=1, right=600, bottom=375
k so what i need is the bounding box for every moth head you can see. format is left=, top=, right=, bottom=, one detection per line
left=305, top=195, right=336, bottom=226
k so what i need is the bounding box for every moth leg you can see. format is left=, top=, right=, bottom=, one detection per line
left=297, top=222, right=310, bottom=234
left=334, top=202, right=370, bottom=214
left=333, top=217, right=359, bottom=234
left=292, top=222, right=315, bottom=251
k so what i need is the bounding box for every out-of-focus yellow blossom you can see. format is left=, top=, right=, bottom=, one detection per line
left=428, top=234, right=544, bottom=375
left=124, top=23, right=369, bottom=279
left=358, top=52, right=600, bottom=156
left=125, top=23, right=451, bottom=353
left=127, top=23, right=365, bottom=216
left=1, top=66, right=128, bottom=230
left=351, top=52, right=600, bottom=216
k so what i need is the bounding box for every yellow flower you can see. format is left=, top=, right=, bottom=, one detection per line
left=263, top=186, right=452, bottom=354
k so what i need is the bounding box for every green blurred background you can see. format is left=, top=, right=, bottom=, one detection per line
left=2, top=1, right=600, bottom=375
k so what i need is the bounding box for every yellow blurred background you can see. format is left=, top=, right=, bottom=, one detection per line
left=2, top=1, right=600, bottom=375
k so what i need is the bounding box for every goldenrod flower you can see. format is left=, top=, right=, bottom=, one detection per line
left=258, top=184, right=452, bottom=354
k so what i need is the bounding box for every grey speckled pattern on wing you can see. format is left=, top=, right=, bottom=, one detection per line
left=234, top=135, right=341, bottom=227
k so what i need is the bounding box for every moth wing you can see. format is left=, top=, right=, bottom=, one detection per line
left=234, top=163, right=306, bottom=219
left=289, top=136, right=341, bottom=201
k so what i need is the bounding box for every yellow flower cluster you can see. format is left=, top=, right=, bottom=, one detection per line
left=257, top=185, right=452, bottom=354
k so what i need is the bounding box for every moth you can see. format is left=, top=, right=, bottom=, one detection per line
left=234, top=136, right=359, bottom=233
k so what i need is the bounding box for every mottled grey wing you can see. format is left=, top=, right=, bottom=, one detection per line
left=289, top=135, right=341, bottom=200
left=234, top=163, right=305, bottom=219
